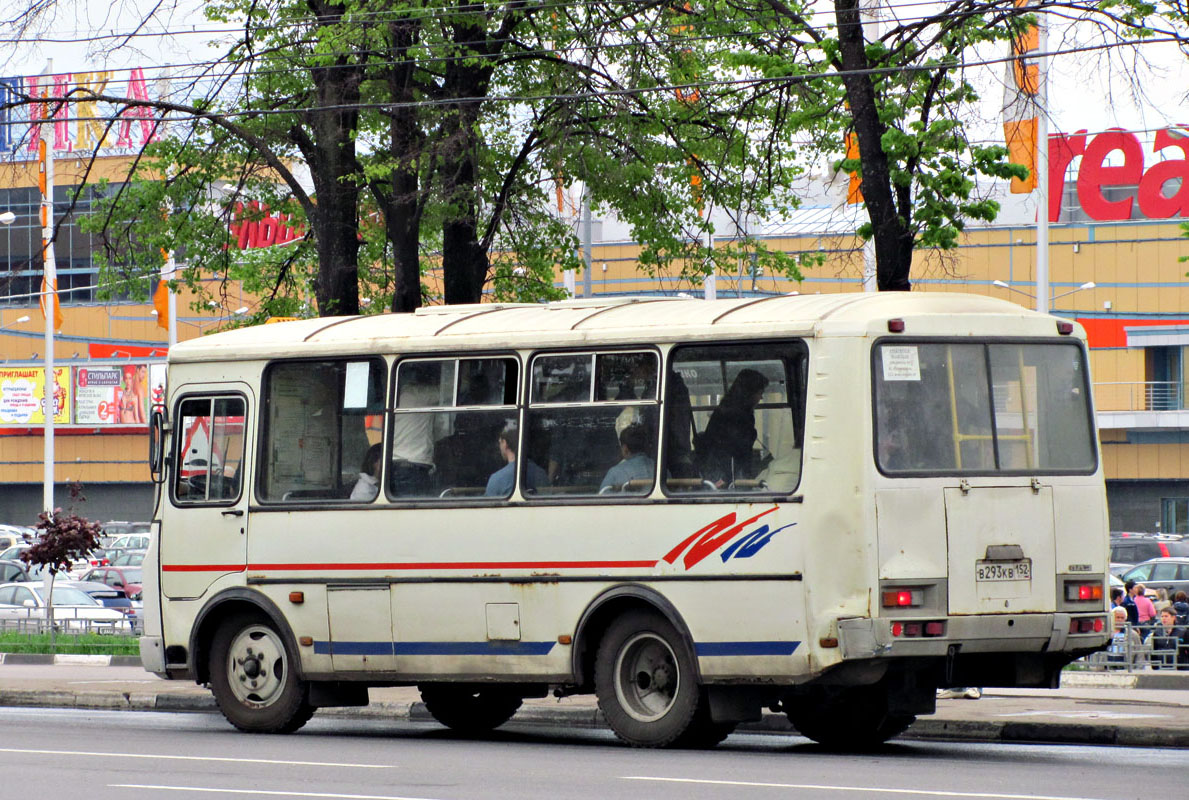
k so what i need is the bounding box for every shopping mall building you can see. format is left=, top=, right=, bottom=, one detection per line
left=1, top=109, right=1188, bottom=531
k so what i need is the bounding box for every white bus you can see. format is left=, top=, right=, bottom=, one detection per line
left=140, top=292, right=1111, bottom=748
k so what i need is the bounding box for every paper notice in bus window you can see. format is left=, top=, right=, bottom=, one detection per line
left=882, top=346, right=921, bottom=381
left=343, top=362, right=369, bottom=409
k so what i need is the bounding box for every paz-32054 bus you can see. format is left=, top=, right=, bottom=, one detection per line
left=139, top=292, right=1110, bottom=748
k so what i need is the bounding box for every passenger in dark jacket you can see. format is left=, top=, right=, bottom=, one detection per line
left=697, top=369, right=769, bottom=487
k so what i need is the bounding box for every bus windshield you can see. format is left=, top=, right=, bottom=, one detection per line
left=873, top=340, right=1095, bottom=474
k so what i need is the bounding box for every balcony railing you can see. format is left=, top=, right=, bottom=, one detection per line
left=1093, top=381, right=1184, bottom=412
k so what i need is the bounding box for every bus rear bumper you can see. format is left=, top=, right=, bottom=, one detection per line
left=838, top=613, right=1111, bottom=660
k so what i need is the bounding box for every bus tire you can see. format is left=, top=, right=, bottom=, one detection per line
left=595, top=610, right=701, bottom=748
left=418, top=685, right=523, bottom=733
left=785, top=687, right=914, bottom=749
left=209, top=612, right=314, bottom=734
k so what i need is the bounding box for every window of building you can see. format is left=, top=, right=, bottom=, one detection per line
left=258, top=360, right=385, bottom=503
left=1161, top=498, right=1189, bottom=536
left=525, top=351, right=659, bottom=496
left=665, top=342, right=807, bottom=495
left=389, top=357, right=519, bottom=499
left=0, top=184, right=117, bottom=307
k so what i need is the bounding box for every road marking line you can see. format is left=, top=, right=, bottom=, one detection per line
left=110, top=786, right=439, bottom=800
left=622, top=776, right=1107, bottom=800
left=0, top=747, right=390, bottom=769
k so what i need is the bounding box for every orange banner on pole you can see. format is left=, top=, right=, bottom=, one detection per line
left=1002, top=0, right=1040, bottom=193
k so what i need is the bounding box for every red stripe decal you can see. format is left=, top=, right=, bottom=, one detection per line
left=162, top=560, right=657, bottom=573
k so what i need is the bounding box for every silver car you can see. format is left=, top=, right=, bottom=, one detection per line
left=1120, top=558, right=1189, bottom=598
left=0, top=581, right=133, bottom=633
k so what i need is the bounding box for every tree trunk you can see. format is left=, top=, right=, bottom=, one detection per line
left=438, top=9, right=494, bottom=305
left=835, top=0, right=913, bottom=291
left=301, top=1, right=363, bottom=316
left=378, top=17, right=425, bottom=314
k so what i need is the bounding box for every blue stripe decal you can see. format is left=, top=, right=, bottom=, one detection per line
left=695, top=641, right=800, bottom=656
left=314, top=641, right=555, bottom=656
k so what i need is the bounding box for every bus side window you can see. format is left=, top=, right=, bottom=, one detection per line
left=526, top=351, right=659, bottom=496
left=389, top=356, right=519, bottom=500
left=258, top=359, right=385, bottom=503
left=665, top=343, right=806, bottom=495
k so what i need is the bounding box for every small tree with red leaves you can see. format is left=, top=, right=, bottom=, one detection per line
left=20, top=483, right=102, bottom=641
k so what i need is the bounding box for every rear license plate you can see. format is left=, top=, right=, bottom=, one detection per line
left=975, top=559, right=1031, bottom=582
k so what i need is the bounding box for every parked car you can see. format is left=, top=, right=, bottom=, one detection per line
left=67, top=580, right=140, bottom=631
left=1119, top=557, right=1189, bottom=597
left=99, top=521, right=151, bottom=548
left=0, top=525, right=35, bottom=552
left=106, top=534, right=150, bottom=552
left=79, top=566, right=143, bottom=600
left=108, top=550, right=145, bottom=567
left=1109, top=535, right=1189, bottom=569
left=0, top=559, right=29, bottom=583
left=0, top=581, right=132, bottom=632
left=0, top=544, right=30, bottom=561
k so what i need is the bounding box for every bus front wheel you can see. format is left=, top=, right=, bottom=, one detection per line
left=209, top=613, right=315, bottom=734
left=594, top=610, right=701, bottom=747
left=419, top=685, right=523, bottom=734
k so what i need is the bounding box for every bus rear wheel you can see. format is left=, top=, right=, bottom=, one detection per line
left=785, top=686, right=914, bottom=749
left=419, top=685, right=523, bottom=733
left=594, top=610, right=701, bottom=747
left=209, top=613, right=314, bottom=734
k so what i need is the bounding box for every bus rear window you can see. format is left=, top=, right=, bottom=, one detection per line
left=874, top=341, right=1095, bottom=474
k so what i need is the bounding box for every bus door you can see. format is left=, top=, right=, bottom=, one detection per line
left=163, top=391, right=251, bottom=599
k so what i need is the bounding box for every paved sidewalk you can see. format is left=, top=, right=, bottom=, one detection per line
left=0, top=659, right=1185, bottom=748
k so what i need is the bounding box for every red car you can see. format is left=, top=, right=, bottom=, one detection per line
left=80, top=566, right=143, bottom=601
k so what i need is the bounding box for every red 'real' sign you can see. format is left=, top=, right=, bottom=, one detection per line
left=1049, top=128, right=1189, bottom=222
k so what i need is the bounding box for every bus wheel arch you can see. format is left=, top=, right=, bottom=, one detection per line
left=190, top=589, right=302, bottom=687
left=572, top=585, right=701, bottom=692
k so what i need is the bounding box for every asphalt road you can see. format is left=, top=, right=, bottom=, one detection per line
left=0, top=705, right=1181, bottom=800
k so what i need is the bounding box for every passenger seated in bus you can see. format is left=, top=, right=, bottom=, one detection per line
left=664, top=370, right=698, bottom=480
left=391, top=362, right=439, bottom=496
left=486, top=426, right=547, bottom=497
left=350, top=443, right=383, bottom=501
left=696, top=369, right=768, bottom=487
left=600, top=424, right=655, bottom=493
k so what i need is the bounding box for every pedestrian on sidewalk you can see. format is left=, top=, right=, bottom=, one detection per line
left=1150, top=608, right=1189, bottom=669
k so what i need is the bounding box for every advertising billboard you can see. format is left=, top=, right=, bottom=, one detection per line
left=0, top=367, right=70, bottom=425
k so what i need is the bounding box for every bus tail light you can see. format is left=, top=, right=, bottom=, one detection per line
left=882, top=589, right=924, bottom=608
left=1068, top=617, right=1105, bottom=634
left=1064, top=581, right=1103, bottom=602
left=891, top=620, right=945, bottom=638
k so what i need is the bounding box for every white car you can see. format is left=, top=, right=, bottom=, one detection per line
left=107, top=534, right=151, bottom=552
left=0, top=525, right=34, bottom=552
left=0, top=581, right=132, bottom=632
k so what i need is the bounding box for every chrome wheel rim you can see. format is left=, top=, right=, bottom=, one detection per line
left=226, top=624, right=287, bottom=708
left=614, top=631, right=679, bottom=722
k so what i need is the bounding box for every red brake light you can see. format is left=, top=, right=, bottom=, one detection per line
left=881, top=589, right=923, bottom=608
left=888, top=319, right=906, bottom=333
left=1160, top=542, right=1170, bottom=557
left=1057, top=320, right=1074, bottom=335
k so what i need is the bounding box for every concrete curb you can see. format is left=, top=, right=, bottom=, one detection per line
left=0, top=653, right=142, bottom=667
